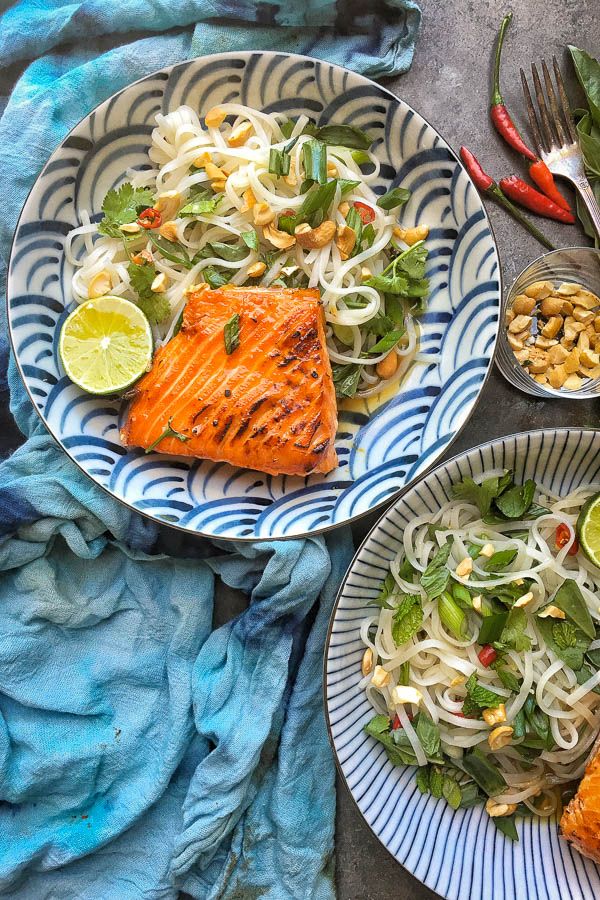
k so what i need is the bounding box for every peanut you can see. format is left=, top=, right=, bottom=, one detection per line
left=205, top=107, right=226, bottom=128
left=539, top=296, right=564, bottom=317
left=227, top=121, right=253, bottom=147
left=88, top=271, right=112, bottom=299
left=376, top=351, right=398, bottom=380
left=253, top=202, right=276, bottom=226
left=335, top=223, right=356, bottom=260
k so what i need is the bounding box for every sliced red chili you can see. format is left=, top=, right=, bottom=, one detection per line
left=478, top=644, right=498, bottom=667
left=454, top=712, right=467, bottom=719
left=137, top=207, right=162, bottom=229
left=556, top=523, right=579, bottom=555
left=392, top=711, right=414, bottom=730
left=353, top=200, right=375, bottom=224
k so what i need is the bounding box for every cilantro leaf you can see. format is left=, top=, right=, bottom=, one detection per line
left=391, top=594, right=423, bottom=646
left=451, top=471, right=513, bottom=516
left=98, top=183, right=154, bottom=238
left=420, top=539, right=453, bottom=599
left=127, top=262, right=170, bottom=325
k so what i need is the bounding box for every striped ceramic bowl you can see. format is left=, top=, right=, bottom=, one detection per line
left=325, top=428, right=600, bottom=900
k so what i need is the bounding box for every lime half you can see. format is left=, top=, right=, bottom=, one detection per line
left=59, top=296, right=153, bottom=395
left=577, top=491, right=600, bottom=567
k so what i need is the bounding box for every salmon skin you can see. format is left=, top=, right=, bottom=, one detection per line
left=561, top=736, right=600, bottom=863
left=121, top=285, right=339, bottom=476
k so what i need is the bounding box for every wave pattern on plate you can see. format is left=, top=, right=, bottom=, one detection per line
left=325, top=429, right=600, bottom=900
left=7, top=52, right=499, bottom=540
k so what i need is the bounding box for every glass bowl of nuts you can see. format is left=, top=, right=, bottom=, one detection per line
left=497, top=247, right=600, bottom=398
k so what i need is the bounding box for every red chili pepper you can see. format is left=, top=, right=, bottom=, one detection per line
left=392, top=712, right=414, bottom=730
left=478, top=644, right=498, bottom=667
left=528, top=160, right=572, bottom=213
left=490, top=14, right=536, bottom=161
left=454, top=712, right=467, bottom=719
left=137, top=207, right=162, bottom=229
left=459, top=147, right=555, bottom=250
left=555, top=523, right=579, bottom=555
left=353, top=201, right=375, bottom=224
left=491, top=15, right=572, bottom=213
left=499, top=175, right=575, bottom=223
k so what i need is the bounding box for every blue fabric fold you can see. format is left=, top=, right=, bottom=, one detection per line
left=0, top=1, right=420, bottom=896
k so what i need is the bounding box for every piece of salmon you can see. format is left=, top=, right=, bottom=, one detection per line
left=561, top=736, right=600, bottom=863
left=121, top=284, right=338, bottom=476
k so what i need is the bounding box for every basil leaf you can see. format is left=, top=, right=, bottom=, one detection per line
left=202, top=266, right=231, bottom=289
left=362, top=223, right=376, bottom=249
left=241, top=230, right=259, bottom=251
left=458, top=780, right=482, bottom=809
left=148, top=233, right=193, bottom=269
left=576, top=664, right=600, bottom=695
left=416, top=766, right=430, bottom=794
left=462, top=748, right=507, bottom=797
left=415, top=712, right=441, bottom=759
left=524, top=701, right=554, bottom=751
left=491, top=664, right=522, bottom=693
left=364, top=716, right=417, bottom=767
left=442, top=775, right=462, bottom=810
left=351, top=149, right=372, bottom=165
left=494, top=479, right=536, bottom=519
left=368, top=329, right=406, bottom=354
left=331, top=362, right=361, bottom=398
left=429, top=766, right=444, bottom=798
left=420, top=540, right=453, bottom=599
left=478, top=612, right=509, bottom=645
left=377, top=186, right=411, bottom=210
left=223, top=313, right=240, bottom=355
left=398, top=557, right=417, bottom=582
left=392, top=594, right=423, bottom=646
left=569, top=46, right=600, bottom=128
left=496, top=607, right=531, bottom=652
left=282, top=180, right=338, bottom=233
left=482, top=548, right=518, bottom=572
left=207, top=241, right=249, bottom=262
left=552, top=579, right=595, bottom=639
left=312, top=123, right=372, bottom=150
left=302, top=138, right=327, bottom=184
left=369, top=572, right=396, bottom=609
left=464, top=674, right=505, bottom=710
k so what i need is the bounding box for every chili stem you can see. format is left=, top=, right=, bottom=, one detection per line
left=492, top=12, right=513, bottom=106
left=489, top=184, right=556, bottom=250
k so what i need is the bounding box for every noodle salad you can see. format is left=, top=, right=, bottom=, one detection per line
left=361, top=471, right=600, bottom=840
left=65, top=103, right=431, bottom=400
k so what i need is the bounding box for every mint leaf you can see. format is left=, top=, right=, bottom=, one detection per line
left=241, top=230, right=259, bottom=251
left=496, top=607, right=531, bottom=652
left=415, top=712, right=441, bottom=759
left=482, top=548, right=518, bottom=572
left=421, top=540, right=453, bottom=599
left=464, top=674, right=505, bottom=710
left=452, top=471, right=512, bottom=516
left=369, top=572, right=396, bottom=609
left=392, top=594, right=423, bottom=646
left=552, top=579, right=595, bottom=639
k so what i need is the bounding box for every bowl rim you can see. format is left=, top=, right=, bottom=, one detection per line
left=323, top=425, right=600, bottom=884
left=497, top=245, right=600, bottom=400
left=6, top=49, right=502, bottom=542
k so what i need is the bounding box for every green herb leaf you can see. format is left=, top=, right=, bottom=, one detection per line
left=496, top=607, right=531, bottom=653
left=338, top=178, right=361, bottom=196
left=443, top=775, right=463, bottom=810
left=345, top=204, right=363, bottom=254
left=223, top=313, right=240, bottom=355
left=429, top=766, right=444, bottom=798
left=279, top=180, right=338, bottom=233
left=302, top=138, right=327, bottom=184
left=458, top=780, right=482, bottom=808
left=206, top=241, right=249, bottom=262
left=392, top=594, right=423, bottom=646
left=367, top=329, right=406, bottom=354
left=362, top=223, right=376, bottom=249
left=369, top=572, right=396, bottom=609
left=179, top=188, right=220, bottom=216
left=439, top=591, right=467, bottom=639
left=569, top=46, right=600, bottom=128
left=331, top=362, right=361, bottom=398
left=536, top=616, right=589, bottom=670
left=202, top=266, right=231, bottom=289
left=420, top=539, right=453, bottom=599
left=364, top=716, right=416, bottom=767
left=494, top=479, right=536, bottom=519
left=98, top=182, right=155, bottom=237
left=493, top=815, right=518, bottom=841
left=478, top=612, right=509, bottom=645
left=491, top=664, right=522, bottom=693
left=376, top=186, right=411, bottom=210
left=464, top=674, right=505, bottom=711
left=482, top=548, right=518, bottom=572
left=452, top=471, right=513, bottom=517
left=312, top=123, right=372, bottom=150
left=241, top=230, right=259, bottom=251
left=552, top=579, right=595, bottom=639
left=268, top=147, right=292, bottom=176
left=127, top=261, right=170, bottom=325
left=415, top=712, right=441, bottom=759
left=148, top=233, right=193, bottom=269
left=416, top=766, right=430, bottom=794
left=351, top=149, right=372, bottom=165
left=398, top=557, right=417, bottom=582
left=462, top=748, right=507, bottom=796
left=144, top=416, right=190, bottom=453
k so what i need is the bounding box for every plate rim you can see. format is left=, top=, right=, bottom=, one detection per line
left=323, top=425, right=600, bottom=897
left=6, top=49, right=502, bottom=542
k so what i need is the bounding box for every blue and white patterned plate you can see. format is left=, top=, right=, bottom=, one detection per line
left=7, top=52, right=500, bottom=540
left=325, top=429, right=600, bottom=900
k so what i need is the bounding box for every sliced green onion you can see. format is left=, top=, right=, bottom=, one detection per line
left=268, top=147, right=291, bottom=176
left=439, top=591, right=467, bottom=639
left=302, top=138, right=327, bottom=184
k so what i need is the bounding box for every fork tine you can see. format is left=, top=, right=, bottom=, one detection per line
left=520, top=68, right=545, bottom=155
left=531, top=62, right=556, bottom=149
left=541, top=59, right=567, bottom=146
left=553, top=56, right=578, bottom=143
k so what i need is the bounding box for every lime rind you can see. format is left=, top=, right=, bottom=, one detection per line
left=59, top=296, right=153, bottom=395
left=576, top=491, right=600, bottom=568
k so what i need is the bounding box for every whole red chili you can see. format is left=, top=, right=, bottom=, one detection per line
left=555, top=523, right=579, bottom=555
left=499, top=175, right=575, bottom=223
left=353, top=200, right=375, bottom=225
left=478, top=644, right=498, bottom=667
left=490, top=14, right=536, bottom=161
left=459, top=147, right=555, bottom=250
left=137, top=207, right=162, bottom=229
left=491, top=15, right=572, bottom=213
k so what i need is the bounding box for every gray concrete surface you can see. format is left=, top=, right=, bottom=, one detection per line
left=0, top=2, right=599, bottom=897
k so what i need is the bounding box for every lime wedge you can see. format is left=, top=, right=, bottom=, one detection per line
left=576, top=491, right=600, bottom=567
left=59, top=296, right=153, bottom=395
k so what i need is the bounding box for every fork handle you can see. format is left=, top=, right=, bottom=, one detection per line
left=572, top=177, right=600, bottom=240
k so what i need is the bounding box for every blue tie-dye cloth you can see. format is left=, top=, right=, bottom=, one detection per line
left=0, top=2, right=421, bottom=897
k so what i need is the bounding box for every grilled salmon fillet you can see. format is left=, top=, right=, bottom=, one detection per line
left=561, top=738, right=600, bottom=863
left=121, top=285, right=338, bottom=476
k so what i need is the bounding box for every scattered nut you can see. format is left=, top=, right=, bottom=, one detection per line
left=119, top=222, right=141, bottom=234
left=156, top=190, right=181, bottom=220
left=205, top=106, right=226, bottom=128
left=556, top=282, right=583, bottom=296
left=455, top=557, right=473, bottom=578
left=327, top=160, right=338, bottom=178
left=247, top=261, right=266, bottom=278
left=479, top=543, right=495, bottom=558
left=159, top=220, right=179, bottom=242
left=580, top=347, right=600, bottom=368
left=512, top=295, right=536, bottom=316
left=192, top=151, right=212, bottom=168
left=526, top=347, right=549, bottom=374
left=335, top=223, right=356, bottom=260
left=376, top=351, right=398, bottom=380
left=564, top=347, right=581, bottom=374
left=514, top=591, right=534, bottom=608
left=533, top=374, right=548, bottom=384
left=472, top=595, right=482, bottom=612
left=150, top=272, right=168, bottom=292
left=573, top=307, right=595, bottom=325
left=228, top=121, right=253, bottom=147
left=205, top=161, right=226, bottom=181
left=564, top=373, right=584, bottom=390
left=241, top=187, right=256, bottom=212
left=361, top=266, right=372, bottom=280
left=283, top=171, right=297, bottom=187
left=371, top=665, right=391, bottom=688
left=391, top=685, right=423, bottom=706
left=509, top=314, right=532, bottom=334
left=572, top=289, right=599, bottom=310
left=488, top=725, right=514, bottom=751
left=508, top=333, right=525, bottom=351
left=338, top=201, right=350, bottom=217
left=539, top=296, right=564, bottom=317
left=538, top=604, right=566, bottom=619
left=541, top=316, right=562, bottom=339
left=253, top=202, right=276, bottom=226
left=294, top=220, right=336, bottom=249
left=482, top=704, right=507, bottom=726
left=395, top=224, right=429, bottom=245
left=450, top=675, right=466, bottom=687
left=525, top=280, right=553, bottom=300
left=262, top=221, right=296, bottom=250
left=88, top=271, right=112, bottom=299
left=535, top=336, right=558, bottom=350
left=361, top=647, right=374, bottom=676
left=486, top=798, right=518, bottom=818
left=548, top=364, right=568, bottom=389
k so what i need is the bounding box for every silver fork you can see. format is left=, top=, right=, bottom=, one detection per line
left=520, top=58, right=600, bottom=238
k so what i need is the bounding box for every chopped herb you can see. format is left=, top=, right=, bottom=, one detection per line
left=415, top=712, right=442, bottom=759
left=202, top=266, right=231, bottom=289
left=367, top=328, right=406, bottom=354
left=365, top=241, right=429, bottom=300
left=416, top=766, right=430, bottom=793
left=145, top=417, right=190, bottom=454
left=420, top=539, right=453, bottom=599
left=98, top=182, right=155, bottom=238
left=127, top=261, right=170, bottom=325
left=362, top=223, right=376, bottom=249
left=148, top=233, right=193, bottom=269
left=345, top=205, right=363, bottom=254
left=493, top=815, right=518, bottom=841
left=269, top=146, right=292, bottom=176
left=311, top=123, right=372, bottom=150
left=224, top=313, right=240, bottom=355
left=494, top=479, right=536, bottom=519
left=481, top=548, right=518, bottom=572
left=439, top=591, right=467, bottom=639
left=452, top=471, right=513, bottom=516
left=376, top=186, right=411, bottom=210
left=331, top=362, right=361, bottom=398
left=351, top=149, right=372, bottom=165
left=279, top=180, right=338, bottom=233
left=551, top=579, right=595, bottom=639
left=369, top=572, right=396, bottom=609
left=391, top=594, right=423, bottom=646
left=495, top=607, right=531, bottom=653
left=338, top=179, right=361, bottom=196
left=206, top=241, right=249, bottom=262
left=464, top=674, right=505, bottom=711
left=491, top=663, right=522, bottom=693
left=478, top=612, right=509, bottom=645
left=241, top=230, right=259, bottom=251
left=461, top=747, right=507, bottom=797
left=179, top=188, right=220, bottom=216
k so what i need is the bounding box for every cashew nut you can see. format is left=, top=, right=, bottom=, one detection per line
left=262, top=222, right=296, bottom=250
left=247, top=261, right=266, bottom=278
left=335, top=223, right=356, bottom=260
left=227, top=121, right=253, bottom=147
left=253, top=202, right=276, bottom=227
left=488, top=725, right=514, bottom=751
left=361, top=648, right=374, bottom=676
left=156, top=191, right=182, bottom=221
left=376, top=351, right=398, bottom=380
left=88, top=271, right=112, bottom=299
left=482, top=704, right=507, bottom=726
left=485, top=798, right=517, bottom=818
left=150, top=272, right=168, bottom=293
left=294, top=220, right=336, bottom=249
left=159, top=221, right=179, bottom=242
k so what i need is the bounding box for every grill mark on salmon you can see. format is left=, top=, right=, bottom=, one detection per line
left=122, top=285, right=338, bottom=476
